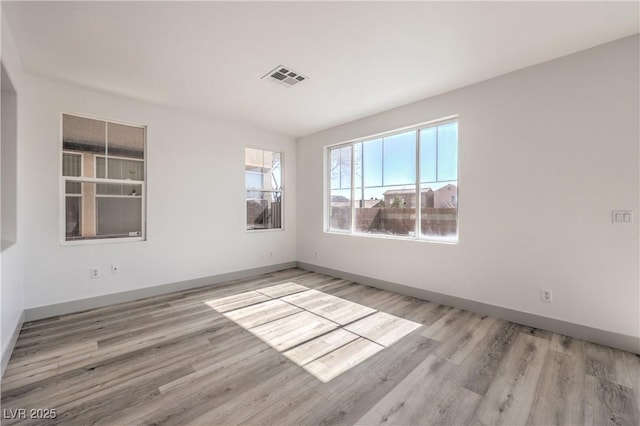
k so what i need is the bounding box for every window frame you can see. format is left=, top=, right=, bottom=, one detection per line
left=62, top=151, right=84, bottom=239
left=245, top=146, right=285, bottom=233
left=59, top=112, right=147, bottom=246
left=324, top=115, right=459, bottom=244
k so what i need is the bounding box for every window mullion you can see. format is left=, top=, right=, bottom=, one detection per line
left=350, top=144, right=355, bottom=234
left=415, top=130, right=421, bottom=239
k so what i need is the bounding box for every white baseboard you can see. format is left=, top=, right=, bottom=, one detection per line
left=297, top=262, right=640, bottom=355
left=24, top=262, right=296, bottom=322
left=1, top=310, right=24, bottom=378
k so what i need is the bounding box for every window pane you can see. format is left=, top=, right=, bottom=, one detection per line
left=245, top=148, right=282, bottom=192
left=354, top=142, right=363, bottom=191
left=330, top=189, right=351, bottom=231
left=383, top=131, right=415, bottom=186
left=96, top=183, right=142, bottom=196
left=330, top=148, right=341, bottom=190
left=107, top=157, right=144, bottom=181
left=65, top=181, right=81, bottom=194
left=96, top=197, right=142, bottom=238
left=246, top=191, right=282, bottom=230
left=437, top=122, right=458, bottom=181
left=64, top=181, right=144, bottom=241
left=363, top=138, right=382, bottom=187
left=245, top=148, right=284, bottom=231
left=354, top=184, right=416, bottom=236
left=65, top=196, right=82, bottom=238
left=245, top=170, right=263, bottom=190
left=107, top=122, right=144, bottom=159
left=62, top=114, right=107, bottom=177
left=95, top=156, right=106, bottom=178
left=270, top=152, right=282, bottom=191
left=329, top=146, right=351, bottom=190
left=421, top=182, right=457, bottom=241
left=62, top=153, right=81, bottom=177
left=340, top=146, right=351, bottom=189
left=419, top=127, right=437, bottom=183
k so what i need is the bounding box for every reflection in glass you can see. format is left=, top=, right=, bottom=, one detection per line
left=96, top=197, right=142, bottom=237
left=62, top=115, right=145, bottom=241
left=420, top=182, right=457, bottom=240
left=65, top=196, right=82, bottom=238
left=246, top=191, right=282, bottom=230
left=107, top=122, right=144, bottom=159
left=330, top=189, right=351, bottom=231
left=245, top=148, right=284, bottom=230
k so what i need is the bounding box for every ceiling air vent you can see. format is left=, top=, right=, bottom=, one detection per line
left=262, top=65, right=308, bottom=88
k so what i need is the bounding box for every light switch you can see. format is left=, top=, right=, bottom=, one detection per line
left=612, top=210, right=633, bottom=224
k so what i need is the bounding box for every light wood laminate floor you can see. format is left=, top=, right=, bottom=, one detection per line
left=2, top=268, right=639, bottom=425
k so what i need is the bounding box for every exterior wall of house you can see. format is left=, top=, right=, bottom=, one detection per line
left=434, top=184, right=457, bottom=208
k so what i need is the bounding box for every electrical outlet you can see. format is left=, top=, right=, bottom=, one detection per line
left=314, top=251, right=318, bottom=260
left=540, top=288, right=553, bottom=303
left=90, top=268, right=100, bottom=279
left=269, top=251, right=273, bottom=258
left=111, top=264, right=120, bottom=274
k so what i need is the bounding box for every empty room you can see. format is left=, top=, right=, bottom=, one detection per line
left=1, top=1, right=638, bottom=425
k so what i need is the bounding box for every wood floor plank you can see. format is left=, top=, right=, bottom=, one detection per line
left=344, top=311, right=422, bottom=347
left=255, top=281, right=309, bottom=298
left=355, top=354, right=464, bottom=425
left=584, top=340, right=619, bottom=384
left=248, top=311, right=338, bottom=352
left=205, top=290, right=271, bottom=313
left=433, top=313, right=498, bottom=365
left=224, top=298, right=302, bottom=328
left=283, top=328, right=360, bottom=366
left=281, top=289, right=376, bottom=325
left=526, top=345, right=586, bottom=425
left=452, top=320, right=521, bottom=396
left=473, top=333, right=550, bottom=425
left=189, top=365, right=315, bottom=426
left=304, top=338, right=384, bottom=382
left=584, top=375, right=639, bottom=426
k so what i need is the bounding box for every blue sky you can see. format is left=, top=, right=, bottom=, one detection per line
left=331, top=122, right=458, bottom=200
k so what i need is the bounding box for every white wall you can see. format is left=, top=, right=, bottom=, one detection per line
left=20, top=76, right=296, bottom=310
left=297, top=35, right=639, bottom=339
left=1, top=11, right=26, bottom=364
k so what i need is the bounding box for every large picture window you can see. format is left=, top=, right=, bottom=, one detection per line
left=327, top=119, right=458, bottom=242
left=61, top=114, right=146, bottom=242
left=245, top=148, right=283, bottom=230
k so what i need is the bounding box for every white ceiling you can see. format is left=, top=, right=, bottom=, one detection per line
left=3, top=1, right=638, bottom=137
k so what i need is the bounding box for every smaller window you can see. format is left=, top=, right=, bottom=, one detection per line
left=245, top=148, right=283, bottom=230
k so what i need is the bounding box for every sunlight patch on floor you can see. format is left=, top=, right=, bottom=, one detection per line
left=205, top=282, right=421, bottom=382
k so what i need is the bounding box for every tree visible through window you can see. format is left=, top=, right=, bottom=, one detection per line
left=246, top=148, right=283, bottom=230
left=62, top=114, right=146, bottom=242
left=327, top=119, right=458, bottom=242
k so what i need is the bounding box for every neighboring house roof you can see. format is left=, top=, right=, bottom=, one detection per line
left=435, top=184, right=457, bottom=192
left=383, top=188, right=432, bottom=196
left=363, top=199, right=383, bottom=208
left=331, top=195, right=349, bottom=202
